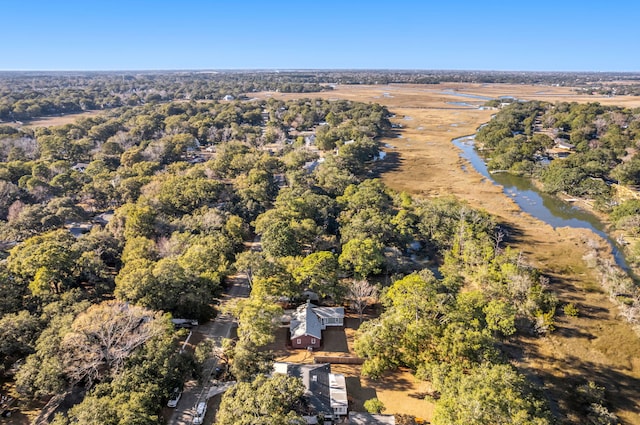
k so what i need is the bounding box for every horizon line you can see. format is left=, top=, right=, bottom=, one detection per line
left=1, top=68, right=640, bottom=75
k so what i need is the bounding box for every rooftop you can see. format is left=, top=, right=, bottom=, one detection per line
left=290, top=302, right=323, bottom=340
left=274, top=362, right=332, bottom=416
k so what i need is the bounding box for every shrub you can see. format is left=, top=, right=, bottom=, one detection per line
left=364, top=397, right=386, bottom=414
left=563, top=303, right=579, bottom=317
left=534, top=308, right=556, bottom=335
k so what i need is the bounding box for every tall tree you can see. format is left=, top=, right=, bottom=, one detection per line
left=433, top=364, right=551, bottom=425
left=231, top=297, right=283, bottom=348
left=217, top=374, right=306, bottom=425
left=294, top=251, right=341, bottom=300
left=338, top=237, right=384, bottom=279
left=62, top=300, right=165, bottom=385
left=7, top=229, right=79, bottom=296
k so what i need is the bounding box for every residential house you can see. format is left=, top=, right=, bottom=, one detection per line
left=547, top=138, right=576, bottom=158
left=273, top=362, right=348, bottom=423
left=555, top=139, right=575, bottom=150
left=302, top=157, right=325, bottom=173
left=290, top=301, right=344, bottom=349
left=71, top=162, right=90, bottom=172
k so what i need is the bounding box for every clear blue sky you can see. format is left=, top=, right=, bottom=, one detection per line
left=1, top=0, right=638, bottom=72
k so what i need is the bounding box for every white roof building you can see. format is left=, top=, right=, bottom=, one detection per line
left=289, top=301, right=345, bottom=343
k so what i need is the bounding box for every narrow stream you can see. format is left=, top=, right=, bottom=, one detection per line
left=452, top=135, right=629, bottom=270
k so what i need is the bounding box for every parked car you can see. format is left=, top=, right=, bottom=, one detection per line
left=192, top=401, right=207, bottom=424
left=213, top=365, right=226, bottom=380
left=171, top=318, right=199, bottom=328
left=167, top=387, right=182, bottom=408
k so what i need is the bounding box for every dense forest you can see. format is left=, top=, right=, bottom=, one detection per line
left=0, top=73, right=625, bottom=425
left=0, top=89, right=392, bottom=421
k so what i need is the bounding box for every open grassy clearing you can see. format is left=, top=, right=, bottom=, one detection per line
left=14, top=110, right=104, bottom=128
left=255, top=84, right=640, bottom=424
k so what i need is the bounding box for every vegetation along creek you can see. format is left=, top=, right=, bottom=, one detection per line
left=453, top=134, right=629, bottom=270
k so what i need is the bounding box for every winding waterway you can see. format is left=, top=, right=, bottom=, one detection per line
left=452, top=135, right=629, bottom=270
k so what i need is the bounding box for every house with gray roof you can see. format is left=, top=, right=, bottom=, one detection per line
left=273, top=362, right=348, bottom=423
left=290, top=301, right=344, bottom=349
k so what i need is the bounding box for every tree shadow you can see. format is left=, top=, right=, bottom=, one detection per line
left=553, top=324, right=596, bottom=340
left=366, top=369, right=415, bottom=392
left=345, top=376, right=377, bottom=411
left=496, top=220, right=525, bottom=246
left=568, top=304, right=610, bottom=321
left=370, top=151, right=402, bottom=178
left=515, top=338, right=640, bottom=423
left=409, top=390, right=437, bottom=400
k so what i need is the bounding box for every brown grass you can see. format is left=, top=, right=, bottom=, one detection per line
left=255, top=83, right=640, bottom=424
left=271, top=314, right=435, bottom=421
left=18, top=110, right=104, bottom=128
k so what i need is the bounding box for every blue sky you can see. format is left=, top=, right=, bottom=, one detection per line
left=1, top=0, right=638, bottom=72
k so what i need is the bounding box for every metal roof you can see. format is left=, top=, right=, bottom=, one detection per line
left=290, top=302, right=322, bottom=339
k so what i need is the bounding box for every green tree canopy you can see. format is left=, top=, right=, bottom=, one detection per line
left=338, top=237, right=384, bottom=279
left=217, top=374, right=306, bottom=425
left=433, top=364, right=551, bottom=425
left=7, top=229, right=80, bottom=296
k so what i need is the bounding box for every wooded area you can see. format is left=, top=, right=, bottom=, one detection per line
left=476, top=100, right=640, bottom=305
left=0, top=72, right=633, bottom=425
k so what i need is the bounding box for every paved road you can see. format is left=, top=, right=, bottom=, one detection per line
left=168, top=273, right=250, bottom=425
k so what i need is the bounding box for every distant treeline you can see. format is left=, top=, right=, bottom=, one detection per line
left=2, top=70, right=640, bottom=122
left=0, top=72, right=331, bottom=121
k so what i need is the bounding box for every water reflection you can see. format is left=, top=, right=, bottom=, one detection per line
left=452, top=135, right=628, bottom=270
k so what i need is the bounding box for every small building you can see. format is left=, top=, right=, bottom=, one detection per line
left=555, top=139, right=575, bottom=150
left=290, top=301, right=344, bottom=349
left=329, top=373, right=348, bottom=416
left=92, top=210, right=114, bottom=226
left=65, top=222, right=93, bottom=238
left=304, top=134, right=316, bottom=146
left=274, top=173, right=287, bottom=188
left=71, top=162, right=90, bottom=172
left=546, top=139, right=576, bottom=159
left=301, top=290, right=320, bottom=302
left=188, top=156, right=205, bottom=164
left=302, top=157, right=325, bottom=173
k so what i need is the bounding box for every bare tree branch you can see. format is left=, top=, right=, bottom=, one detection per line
left=62, top=300, right=164, bottom=386
left=347, top=279, right=378, bottom=322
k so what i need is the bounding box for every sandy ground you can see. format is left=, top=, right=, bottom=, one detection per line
left=13, top=110, right=105, bottom=128
left=256, top=83, right=640, bottom=424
